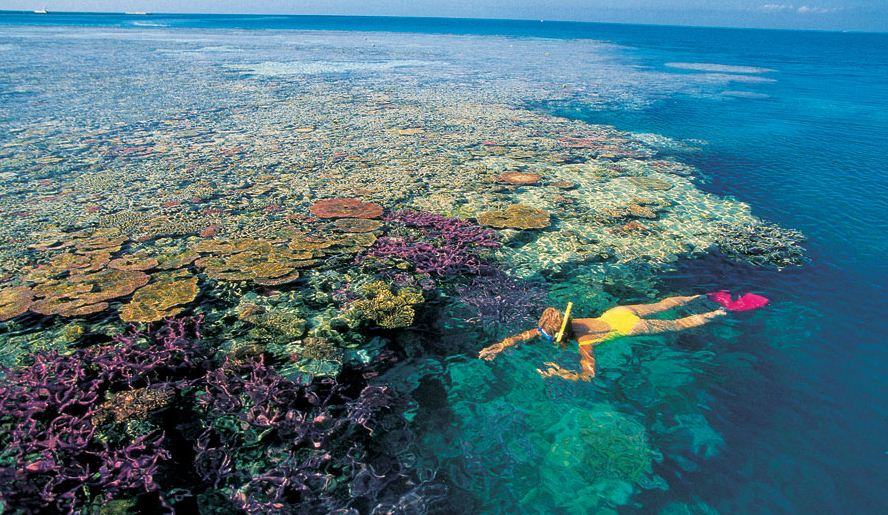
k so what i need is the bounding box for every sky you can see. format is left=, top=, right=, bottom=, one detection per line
left=2, top=1, right=886, bottom=32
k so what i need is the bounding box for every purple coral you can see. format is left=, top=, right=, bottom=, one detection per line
left=384, top=210, right=500, bottom=249
left=363, top=210, right=500, bottom=276
left=195, top=358, right=411, bottom=513
left=0, top=318, right=201, bottom=512
left=455, top=269, right=549, bottom=327
left=0, top=317, right=441, bottom=513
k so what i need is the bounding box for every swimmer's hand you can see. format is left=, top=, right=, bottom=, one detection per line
left=478, top=343, right=504, bottom=361
left=536, top=362, right=593, bottom=382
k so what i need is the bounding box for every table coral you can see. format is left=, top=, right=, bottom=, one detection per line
left=194, top=239, right=318, bottom=285
left=496, top=171, right=542, bottom=185
left=0, top=286, right=33, bottom=322
left=30, top=269, right=150, bottom=317
left=309, top=198, right=384, bottom=219
left=477, top=204, right=551, bottom=230
left=333, top=217, right=384, bottom=233
left=120, top=271, right=200, bottom=323
left=108, top=253, right=160, bottom=271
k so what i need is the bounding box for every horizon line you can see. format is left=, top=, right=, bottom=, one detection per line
left=1, top=9, right=885, bottom=35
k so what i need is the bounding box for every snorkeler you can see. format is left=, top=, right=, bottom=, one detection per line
left=478, top=295, right=730, bottom=381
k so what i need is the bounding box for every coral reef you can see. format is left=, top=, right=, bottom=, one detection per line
left=120, top=271, right=200, bottom=322
left=711, top=222, right=807, bottom=267
left=497, top=171, right=542, bottom=185
left=0, top=31, right=812, bottom=514
left=194, top=239, right=316, bottom=285
left=454, top=269, right=549, bottom=328
left=95, top=385, right=176, bottom=423
left=108, top=253, right=160, bottom=272
left=195, top=358, right=430, bottom=513
left=478, top=204, right=551, bottom=230
left=237, top=300, right=307, bottom=339
left=333, top=218, right=383, bottom=233
left=0, top=319, right=437, bottom=513
left=30, top=269, right=150, bottom=317
left=629, top=176, right=674, bottom=191
left=363, top=210, right=500, bottom=277
left=350, top=281, right=424, bottom=329
left=309, top=198, right=384, bottom=219
left=0, top=286, right=33, bottom=322
left=0, top=319, right=201, bottom=512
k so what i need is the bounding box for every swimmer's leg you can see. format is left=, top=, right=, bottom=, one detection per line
left=621, top=295, right=701, bottom=317
left=631, top=309, right=725, bottom=335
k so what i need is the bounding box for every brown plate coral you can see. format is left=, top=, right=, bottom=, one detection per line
left=30, top=269, right=150, bottom=317
left=496, top=171, right=542, bottom=185
left=332, top=218, right=384, bottom=233
left=119, top=271, right=199, bottom=323
left=194, top=238, right=318, bottom=285
left=309, top=198, right=384, bottom=219
left=0, top=286, right=33, bottom=321
left=477, top=205, right=551, bottom=230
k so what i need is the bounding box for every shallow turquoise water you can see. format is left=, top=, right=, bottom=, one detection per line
left=1, top=12, right=886, bottom=513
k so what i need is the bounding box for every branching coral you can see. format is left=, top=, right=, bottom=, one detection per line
left=0, top=318, right=440, bottom=513
left=0, top=318, right=202, bottom=512
left=384, top=210, right=500, bottom=249
left=195, top=358, right=421, bottom=513
left=455, top=269, right=548, bottom=328
left=362, top=210, right=500, bottom=276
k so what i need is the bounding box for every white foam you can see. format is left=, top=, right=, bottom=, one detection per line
left=225, top=60, right=443, bottom=76
left=666, top=62, right=776, bottom=74
left=722, top=90, right=771, bottom=99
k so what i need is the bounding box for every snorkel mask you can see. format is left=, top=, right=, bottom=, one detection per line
left=537, top=302, right=573, bottom=344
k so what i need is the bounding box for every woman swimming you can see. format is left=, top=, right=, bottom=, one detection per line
left=478, top=295, right=726, bottom=381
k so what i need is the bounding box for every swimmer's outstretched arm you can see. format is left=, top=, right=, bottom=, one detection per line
left=537, top=343, right=596, bottom=382
left=479, top=329, right=537, bottom=361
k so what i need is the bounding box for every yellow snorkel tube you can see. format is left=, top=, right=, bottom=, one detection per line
left=554, top=302, right=573, bottom=344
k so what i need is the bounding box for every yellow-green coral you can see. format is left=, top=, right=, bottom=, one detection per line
left=237, top=301, right=307, bottom=338
left=351, top=280, right=423, bottom=329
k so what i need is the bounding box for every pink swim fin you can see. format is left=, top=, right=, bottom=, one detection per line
left=707, top=290, right=769, bottom=311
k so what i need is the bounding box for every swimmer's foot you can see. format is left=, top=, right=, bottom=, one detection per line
left=702, top=308, right=728, bottom=320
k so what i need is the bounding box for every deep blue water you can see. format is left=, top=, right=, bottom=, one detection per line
left=2, top=11, right=887, bottom=513
left=552, top=27, right=888, bottom=513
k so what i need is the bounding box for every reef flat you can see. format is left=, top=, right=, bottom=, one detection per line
left=0, top=26, right=805, bottom=513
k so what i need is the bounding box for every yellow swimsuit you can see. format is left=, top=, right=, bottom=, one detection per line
left=578, top=307, right=641, bottom=346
